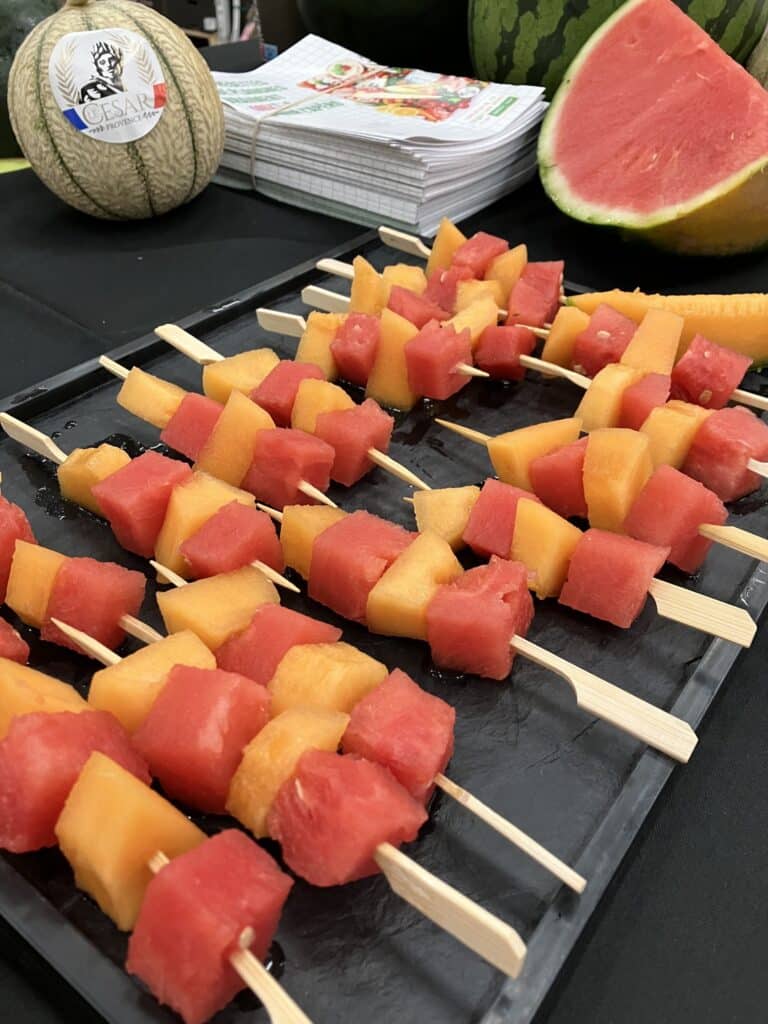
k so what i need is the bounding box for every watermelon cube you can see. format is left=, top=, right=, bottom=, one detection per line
left=624, top=465, right=727, bottom=574
left=572, top=304, right=637, bottom=377
left=0, top=497, right=35, bottom=602
left=91, top=451, right=193, bottom=558
left=134, top=666, right=270, bottom=813
left=250, top=360, right=325, bottom=426
left=343, top=669, right=455, bottom=802
left=329, top=313, right=380, bottom=385
left=404, top=321, right=473, bottom=400
left=180, top=501, right=283, bottom=578
left=559, top=529, right=669, bottom=628
left=671, top=334, right=752, bottom=409
left=127, top=831, right=292, bottom=1024
left=475, top=325, right=536, bottom=379
left=619, top=373, right=672, bottom=430
left=309, top=511, right=414, bottom=623
left=387, top=285, right=450, bottom=328
left=268, top=750, right=427, bottom=886
left=507, top=278, right=552, bottom=328
left=314, top=399, right=395, bottom=486
left=0, top=710, right=149, bottom=853
left=451, top=231, right=509, bottom=278
left=242, top=428, right=335, bottom=508
left=0, top=618, right=28, bottom=664
left=529, top=438, right=588, bottom=519
left=426, top=558, right=534, bottom=680
left=462, top=478, right=540, bottom=558
left=518, top=261, right=564, bottom=323
left=41, top=557, right=146, bottom=653
left=159, top=393, right=222, bottom=462
left=424, top=264, right=474, bottom=311
left=682, top=406, right=768, bottom=502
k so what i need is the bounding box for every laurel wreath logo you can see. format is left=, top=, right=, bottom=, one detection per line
left=107, top=29, right=156, bottom=86
left=55, top=38, right=79, bottom=107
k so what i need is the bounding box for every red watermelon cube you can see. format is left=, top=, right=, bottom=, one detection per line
left=507, top=278, right=552, bottom=329
left=216, top=604, right=341, bottom=685
left=425, top=264, right=474, bottom=311
left=682, top=406, right=768, bottom=502
left=475, top=325, right=536, bottom=379
left=404, top=321, right=473, bottom=400
left=41, top=557, right=146, bottom=652
left=0, top=498, right=35, bottom=602
left=463, top=479, right=540, bottom=558
left=91, top=451, right=193, bottom=557
left=387, top=285, right=450, bottom=329
left=572, top=304, right=636, bottom=377
left=529, top=438, right=588, bottom=519
left=624, top=466, right=727, bottom=574
left=268, top=750, right=427, bottom=886
left=309, top=511, right=415, bottom=623
left=426, top=558, right=534, bottom=680
left=180, top=501, right=284, bottom=578
left=519, top=261, right=564, bottom=323
left=451, top=232, right=509, bottom=277
left=127, top=830, right=292, bottom=1024
left=343, top=669, right=455, bottom=802
left=619, top=373, right=672, bottom=430
left=242, top=428, right=335, bottom=508
left=250, top=360, right=325, bottom=426
left=0, top=618, right=29, bottom=664
left=160, top=393, right=222, bottom=461
left=559, top=529, right=669, bottom=628
left=671, top=335, right=752, bottom=409
left=330, top=313, right=381, bottom=385
left=0, top=710, right=149, bottom=852
left=314, top=399, right=395, bottom=486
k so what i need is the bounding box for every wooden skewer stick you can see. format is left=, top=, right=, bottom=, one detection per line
left=647, top=579, right=755, bottom=646
left=52, top=619, right=121, bottom=666
left=303, top=283, right=506, bottom=324
left=747, top=458, right=768, bottom=479
left=378, top=226, right=432, bottom=260
left=315, top=257, right=355, bottom=281
left=257, top=503, right=283, bottom=523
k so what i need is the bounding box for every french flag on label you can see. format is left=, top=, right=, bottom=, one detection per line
left=153, top=83, right=166, bottom=108
left=63, top=108, right=88, bottom=131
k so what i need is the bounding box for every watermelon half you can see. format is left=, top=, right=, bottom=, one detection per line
left=538, top=0, right=768, bottom=255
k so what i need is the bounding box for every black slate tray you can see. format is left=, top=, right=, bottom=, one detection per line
left=1, top=228, right=767, bottom=1024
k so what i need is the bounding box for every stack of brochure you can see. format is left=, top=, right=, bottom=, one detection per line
left=213, top=34, right=547, bottom=234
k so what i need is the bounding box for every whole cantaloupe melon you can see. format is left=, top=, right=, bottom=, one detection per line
left=8, top=0, right=224, bottom=219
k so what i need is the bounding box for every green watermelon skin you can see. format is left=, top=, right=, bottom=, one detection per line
left=470, top=0, right=768, bottom=97
left=0, top=0, right=58, bottom=157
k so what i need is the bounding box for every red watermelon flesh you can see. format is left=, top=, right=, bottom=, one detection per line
left=268, top=750, right=427, bottom=886
left=670, top=335, right=752, bottom=409
left=0, top=710, right=149, bottom=852
left=475, top=325, right=536, bottom=380
left=559, top=529, right=669, bottom=628
left=463, top=478, right=540, bottom=558
left=451, top=232, right=509, bottom=277
left=180, top=501, right=284, bottom=578
left=216, top=605, right=341, bottom=686
left=682, top=406, right=768, bottom=502
left=507, top=278, right=552, bottom=328
left=619, top=373, right=672, bottom=430
left=242, top=428, right=334, bottom=508
left=0, top=498, right=35, bottom=602
left=330, top=313, right=381, bottom=386
left=623, top=465, right=727, bottom=573
left=159, top=393, right=222, bottom=461
left=127, top=830, right=292, bottom=1024
left=133, top=666, right=270, bottom=813
left=250, top=361, right=325, bottom=426
left=425, top=264, right=474, bottom=311
left=404, top=321, right=472, bottom=400
left=529, top=437, right=588, bottom=519
left=0, top=618, right=29, bottom=664
left=387, top=285, right=450, bottom=329
left=519, top=261, right=564, bottom=323
left=426, top=558, right=534, bottom=679
left=314, top=399, right=395, bottom=486
left=343, top=669, right=455, bottom=803
left=572, top=304, right=636, bottom=377
left=309, top=511, right=415, bottom=623
left=41, top=557, right=146, bottom=652
left=91, top=451, right=193, bottom=558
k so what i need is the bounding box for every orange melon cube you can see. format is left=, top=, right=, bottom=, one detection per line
left=279, top=505, right=347, bottom=579
left=226, top=707, right=349, bottom=837
left=57, top=445, right=131, bottom=515
left=55, top=752, right=206, bottom=930
left=88, top=630, right=215, bottom=733
left=117, top=367, right=186, bottom=430
left=488, top=417, right=583, bottom=491
left=366, top=308, right=421, bottom=410
left=484, top=244, right=527, bottom=304
left=202, top=348, right=280, bottom=405
left=366, top=530, right=463, bottom=640
left=447, top=295, right=498, bottom=350
left=640, top=401, right=713, bottom=469
left=583, top=429, right=653, bottom=532
left=541, top=306, right=591, bottom=367
left=620, top=308, right=684, bottom=376
left=268, top=642, right=387, bottom=717
left=291, top=379, right=355, bottom=434
left=6, top=541, right=66, bottom=628
left=426, top=218, right=467, bottom=276
left=455, top=279, right=504, bottom=313
left=512, top=498, right=582, bottom=599
left=381, top=263, right=428, bottom=300
left=0, top=659, right=88, bottom=739
left=195, top=390, right=275, bottom=486
left=350, top=255, right=387, bottom=314
left=412, top=485, right=480, bottom=550
left=295, top=312, right=344, bottom=379
left=575, top=364, right=645, bottom=431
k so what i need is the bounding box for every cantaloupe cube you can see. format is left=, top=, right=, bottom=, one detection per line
left=455, top=279, right=504, bottom=312
left=350, top=256, right=387, bottom=315
left=0, top=659, right=88, bottom=739
left=154, top=472, right=255, bottom=577
left=6, top=541, right=66, bottom=628
left=584, top=429, right=653, bottom=532
left=295, top=312, right=344, bottom=379
left=117, top=367, right=186, bottom=430
left=426, top=218, right=467, bottom=276
left=412, top=486, right=480, bottom=550
left=280, top=505, right=347, bottom=579
left=640, top=401, right=713, bottom=469
left=89, top=630, right=215, bottom=733
left=512, top=498, right=581, bottom=598
left=541, top=307, right=591, bottom=368
left=575, top=364, right=645, bottom=431
left=484, top=244, right=527, bottom=304
left=488, top=417, right=583, bottom=491
left=291, top=379, right=355, bottom=434
left=202, top=349, right=280, bottom=405
left=366, top=308, right=421, bottom=410
left=268, top=642, right=387, bottom=717
left=55, top=752, right=205, bottom=930
left=57, top=445, right=131, bottom=515
left=366, top=530, right=463, bottom=640
left=447, top=296, right=498, bottom=350
left=226, top=707, right=349, bottom=837
left=195, top=390, right=275, bottom=486
left=381, top=263, right=428, bottom=300
left=620, top=309, right=684, bottom=376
